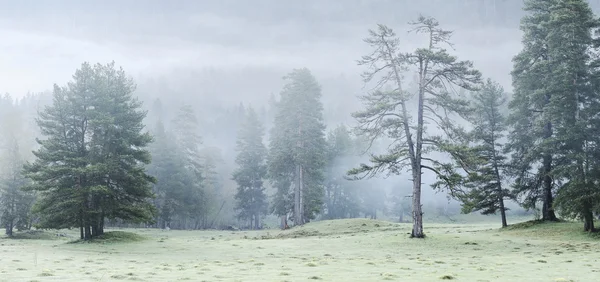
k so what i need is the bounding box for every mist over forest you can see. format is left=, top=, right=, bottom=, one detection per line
left=4, top=1, right=600, bottom=281
left=1, top=2, right=530, bottom=222
left=3, top=0, right=600, bottom=231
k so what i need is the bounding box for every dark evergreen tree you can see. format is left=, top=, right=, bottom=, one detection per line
left=233, top=107, right=268, bottom=229
left=547, top=0, right=600, bottom=232
left=23, top=62, right=155, bottom=240
left=458, top=79, right=512, bottom=227
left=506, top=0, right=559, bottom=222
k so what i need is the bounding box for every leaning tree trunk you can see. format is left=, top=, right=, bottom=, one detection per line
left=499, top=196, right=508, bottom=228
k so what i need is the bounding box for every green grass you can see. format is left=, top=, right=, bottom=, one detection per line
left=68, top=231, right=147, bottom=244
left=0, top=218, right=598, bottom=281
left=6, top=230, right=59, bottom=240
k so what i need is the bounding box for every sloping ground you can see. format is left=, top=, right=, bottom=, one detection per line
left=272, top=218, right=405, bottom=239
left=500, top=220, right=600, bottom=241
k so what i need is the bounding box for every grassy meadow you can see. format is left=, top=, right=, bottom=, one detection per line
left=0, top=217, right=598, bottom=282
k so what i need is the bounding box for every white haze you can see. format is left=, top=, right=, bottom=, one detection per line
left=7, top=0, right=599, bottom=213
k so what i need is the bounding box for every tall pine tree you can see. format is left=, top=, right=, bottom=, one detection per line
left=233, top=107, right=268, bottom=229
left=546, top=0, right=600, bottom=231
left=268, top=68, right=327, bottom=227
left=458, top=79, right=512, bottom=227
left=23, top=62, right=155, bottom=240
left=348, top=17, right=481, bottom=238
left=506, top=0, right=559, bottom=221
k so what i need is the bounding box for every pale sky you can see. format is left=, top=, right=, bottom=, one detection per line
left=0, top=0, right=524, bottom=98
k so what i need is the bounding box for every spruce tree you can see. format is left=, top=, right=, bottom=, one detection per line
left=348, top=17, right=481, bottom=238
left=233, top=107, right=268, bottom=229
left=172, top=105, right=206, bottom=229
left=147, top=120, right=191, bottom=229
left=508, top=0, right=600, bottom=230
left=545, top=0, right=600, bottom=231
left=0, top=140, right=34, bottom=236
left=458, top=79, right=512, bottom=227
left=0, top=96, right=35, bottom=236
left=23, top=62, right=155, bottom=240
left=268, top=68, right=327, bottom=226
left=506, top=0, right=559, bottom=222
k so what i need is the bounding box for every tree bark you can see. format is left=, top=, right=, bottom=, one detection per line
left=299, top=165, right=304, bottom=224
left=499, top=197, right=508, bottom=228
left=542, top=151, right=557, bottom=221
left=5, top=222, right=13, bottom=237
left=411, top=166, right=424, bottom=238
left=294, top=164, right=302, bottom=226
left=541, top=91, right=558, bottom=221
left=583, top=207, right=595, bottom=232
left=84, top=223, right=91, bottom=240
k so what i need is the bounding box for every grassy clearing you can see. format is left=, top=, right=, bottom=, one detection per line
left=0, top=218, right=598, bottom=281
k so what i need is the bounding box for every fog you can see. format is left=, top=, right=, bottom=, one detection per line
left=7, top=0, right=598, bottom=222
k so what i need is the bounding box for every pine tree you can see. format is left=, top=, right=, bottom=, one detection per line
left=23, top=62, right=155, bottom=240
left=268, top=68, right=327, bottom=226
left=324, top=125, right=362, bottom=219
left=147, top=120, right=191, bottom=229
left=233, top=107, right=268, bottom=229
left=172, top=105, right=206, bottom=229
left=0, top=96, right=35, bottom=236
left=506, top=0, right=559, bottom=222
left=348, top=17, right=481, bottom=238
left=458, top=79, right=512, bottom=227
left=545, top=0, right=600, bottom=232
left=508, top=0, right=600, bottom=230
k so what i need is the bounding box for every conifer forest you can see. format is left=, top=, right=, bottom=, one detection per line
left=2, top=1, right=600, bottom=281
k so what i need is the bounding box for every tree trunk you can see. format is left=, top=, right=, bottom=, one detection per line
left=542, top=151, right=557, bottom=221
left=98, top=212, right=104, bottom=236
left=541, top=91, right=557, bottom=221
left=499, top=197, right=508, bottom=228
left=299, top=165, right=304, bottom=224
left=92, top=222, right=98, bottom=237
left=255, top=213, right=260, bottom=230
left=5, top=222, right=13, bottom=237
left=79, top=211, right=84, bottom=240
left=411, top=166, right=424, bottom=238
left=294, top=164, right=302, bottom=226
left=280, top=215, right=288, bottom=230
left=583, top=204, right=595, bottom=232
left=411, top=55, right=426, bottom=239
left=84, top=224, right=92, bottom=240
